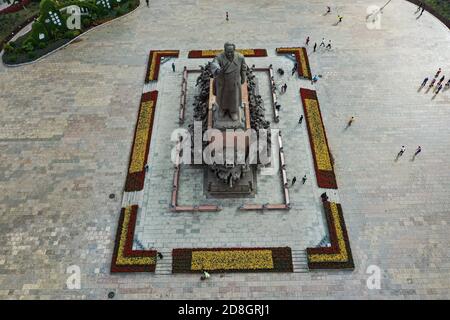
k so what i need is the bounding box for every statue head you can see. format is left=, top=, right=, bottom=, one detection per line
left=224, top=42, right=235, bottom=60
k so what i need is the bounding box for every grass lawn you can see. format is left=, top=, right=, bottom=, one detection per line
left=0, top=2, right=40, bottom=47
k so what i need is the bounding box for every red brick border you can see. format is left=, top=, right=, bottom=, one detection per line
left=111, top=205, right=157, bottom=272
left=300, top=88, right=338, bottom=189
left=306, top=201, right=354, bottom=270
left=124, top=91, right=158, bottom=192
left=145, top=50, right=179, bottom=83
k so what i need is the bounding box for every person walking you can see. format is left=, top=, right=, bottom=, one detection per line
left=415, top=2, right=423, bottom=14
left=437, top=75, right=445, bottom=86
left=313, top=42, right=317, bottom=52
left=302, top=174, right=307, bottom=184
left=306, top=36, right=310, bottom=46
left=414, top=146, right=422, bottom=156
left=311, top=74, right=319, bottom=84
left=445, top=79, right=450, bottom=89
left=200, top=270, right=210, bottom=281
left=429, top=77, right=436, bottom=88
left=434, top=68, right=442, bottom=78
left=283, top=83, right=287, bottom=93
left=320, top=38, right=325, bottom=47
left=337, top=15, right=343, bottom=23
left=298, top=115, right=303, bottom=124
left=145, top=0, right=149, bottom=7
left=291, top=63, right=298, bottom=76
left=398, top=146, right=406, bottom=156
left=326, top=6, right=331, bottom=14
left=291, top=176, right=297, bottom=186
left=417, top=7, right=425, bottom=18
left=226, top=11, right=229, bottom=21
left=421, top=77, right=428, bottom=87
left=347, top=116, right=355, bottom=127
left=157, top=252, right=164, bottom=259
left=435, top=83, right=443, bottom=94
left=326, top=40, right=332, bottom=50
left=171, top=62, right=175, bottom=72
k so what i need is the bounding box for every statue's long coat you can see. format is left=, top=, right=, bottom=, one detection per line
left=212, top=52, right=247, bottom=114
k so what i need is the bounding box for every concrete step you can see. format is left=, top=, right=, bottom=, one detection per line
left=155, top=252, right=172, bottom=275
left=291, top=250, right=309, bottom=273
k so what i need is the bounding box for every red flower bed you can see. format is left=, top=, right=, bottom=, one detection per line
left=0, top=0, right=31, bottom=14
left=276, top=47, right=312, bottom=79
left=172, top=247, right=293, bottom=273
left=300, top=88, right=338, bottom=189
left=306, top=201, right=354, bottom=270
left=124, top=90, right=158, bottom=192
left=111, top=205, right=157, bottom=272
left=145, top=50, right=179, bottom=83
left=188, top=48, right=267, bottom=58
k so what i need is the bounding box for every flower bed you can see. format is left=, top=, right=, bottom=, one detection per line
left=276, top=47, right=312, bottom=79
left=172, top=247, right=293, bottom=273
left=188, top=48, right=267, bottom=58
left=300, top=88, right=337, bottom=189
left=124, top=90, right=158, bottom=192
left=306, top=201, right=354, bottom=270
left=145, top=50, right=179, bottom=82
left=0, top=0, right=31, bottom=15
left=111, top=205, right=157, bottom=272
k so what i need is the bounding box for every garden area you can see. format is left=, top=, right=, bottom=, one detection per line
left=0, top=1, right=41, bottom=51
left=2, top=0, right=140, bottom=65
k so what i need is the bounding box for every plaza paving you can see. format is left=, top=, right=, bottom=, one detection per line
left=0, top=0, right=449, bottom=299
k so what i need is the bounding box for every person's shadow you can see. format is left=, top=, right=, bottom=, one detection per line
left=417, top=85, right=424, bottom=92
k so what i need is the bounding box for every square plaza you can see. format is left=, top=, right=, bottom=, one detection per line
left=0, top=0, right=449, bottom=299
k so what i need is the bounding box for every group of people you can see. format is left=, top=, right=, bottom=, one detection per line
left=397, top=146, right=422, bottom=159
left=305, top=36, right=333, bottom=53
left=420, top=68, right=449, bottom=95
left=415, top=2, right=426, bottom=19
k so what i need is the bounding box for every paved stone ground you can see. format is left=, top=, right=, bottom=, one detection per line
left=137, top=56, right=326, bottom=252
left=0, top=0, right=449, bottom=299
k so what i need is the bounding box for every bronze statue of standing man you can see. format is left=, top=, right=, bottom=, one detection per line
left=211, top=42, right=247, bottom=121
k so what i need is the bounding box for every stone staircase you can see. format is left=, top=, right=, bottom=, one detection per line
left=155, top=251, right=173, bottom=275
left=291, top=249, right=309, bottom=273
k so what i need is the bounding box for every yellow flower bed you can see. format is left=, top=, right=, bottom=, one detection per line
left=304, top=99, right=333, bottom=171
left=129, top=100, right=154, bottom=174
left=191, top=250, right=274, bottom=271
left=148, top=50, right=179, bottom=81
left=308, top=202, right=348, bottom=263
left=202, top=49, right=256, bottom=56
left=115, top=206, right=156, bottom=266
